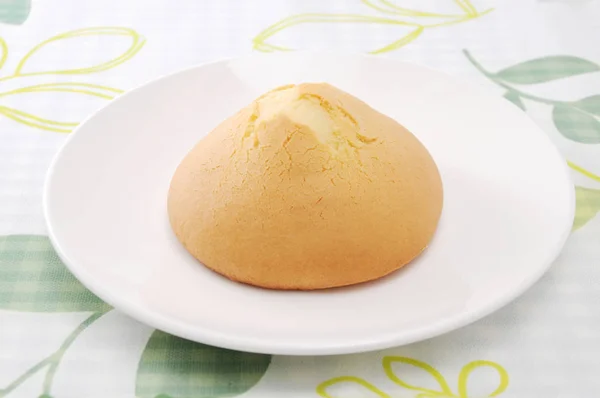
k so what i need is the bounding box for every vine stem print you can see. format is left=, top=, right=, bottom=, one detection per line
left=464, top=50, right=600, bottom=230
left=464, top=50, right=600, bottom=144
left=0, top=235, right=271, bottom=398
left=0, top=311, right=107, bottom=398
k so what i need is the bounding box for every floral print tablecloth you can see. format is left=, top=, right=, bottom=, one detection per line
left=1, top=0, right=600, bottom=397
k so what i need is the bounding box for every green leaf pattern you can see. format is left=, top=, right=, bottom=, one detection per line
left=574, top=187, right=600, bottom=230
left=465, top=50, right=600, bottom=144
left=0, top=235, right=110, bottom=312
left=573, top=95, right=600, bottom=117
left=503, top=90, right=525, bottom=111
left=136, top=330, right=271, bottom=398
left=496, top=56, right=600, bottom=84
left=0, top=235, right=272, bottom=396
left=0, top=7, right=599, bottom=398
left=0, top=0, right=30, bottom=25
left=552, top=105, right=600, bottom=144
left=466, top=51, right=600, bottom=230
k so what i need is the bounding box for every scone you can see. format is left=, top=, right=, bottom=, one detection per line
left=168, top=83, right=443, bottom=290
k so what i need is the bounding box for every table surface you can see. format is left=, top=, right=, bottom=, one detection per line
left=1, top=0, right=599, bottom=397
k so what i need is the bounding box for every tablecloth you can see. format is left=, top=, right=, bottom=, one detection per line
left=1, top=0, right=599, bottom=397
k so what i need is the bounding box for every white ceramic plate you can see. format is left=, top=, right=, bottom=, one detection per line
left=44, top=53, right=574, bottom=355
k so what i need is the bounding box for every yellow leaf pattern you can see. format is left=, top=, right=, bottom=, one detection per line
left=454, top=0, right=478, bottom=17
left=317, top=356, right=509, bottom=398
left=253, top=0, right=493, bottom=54
left=12, top=27, right=145, bottom=77
left=363, top=0, right=463, bottom=18
left=0, top=27, right=145, bottom=133
left=457, top=360, right=509, bottom=397
left=317, top=376, right=391, bottom=398
left=0, top=106, right=78, bottom=133
left=0, top=37, right=7, bottom=71
left=370, top=26, right=423, bottom=54
left=383, top=356, right=454, bottom=396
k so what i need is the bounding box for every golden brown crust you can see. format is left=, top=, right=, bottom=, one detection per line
left=168, top=83, right=443, bottom=290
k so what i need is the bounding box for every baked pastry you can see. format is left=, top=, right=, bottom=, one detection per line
left=168, top=83, right=443, bottom=290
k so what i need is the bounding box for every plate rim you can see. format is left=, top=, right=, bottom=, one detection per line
left=43, top=51, right=576, bottom=355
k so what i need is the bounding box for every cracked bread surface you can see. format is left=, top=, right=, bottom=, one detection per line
left=167, top=83, right=443, bottom=290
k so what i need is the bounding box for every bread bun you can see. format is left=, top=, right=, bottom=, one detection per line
left=168, top=83, right=443, bottom=290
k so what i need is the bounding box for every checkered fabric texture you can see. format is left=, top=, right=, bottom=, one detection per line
left=0, top=235, right=110, bottom=312
left=1, top=0, right=600, bottom=397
